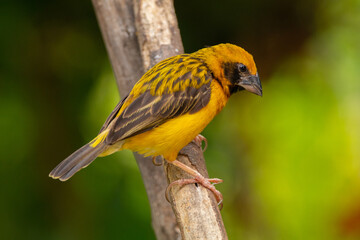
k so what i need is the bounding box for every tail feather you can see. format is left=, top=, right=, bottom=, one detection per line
left=49, top=143, right=106, bottom=181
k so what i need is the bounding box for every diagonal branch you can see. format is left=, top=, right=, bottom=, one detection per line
left=92, top=0, right=228, bottom=239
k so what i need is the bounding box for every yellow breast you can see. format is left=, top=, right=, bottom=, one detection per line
left=121, top=80, right=229, bottom=161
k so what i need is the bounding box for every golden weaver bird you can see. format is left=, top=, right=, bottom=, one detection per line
left=49, top=43, right=262, bottom=205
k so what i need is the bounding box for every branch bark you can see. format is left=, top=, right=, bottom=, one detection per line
left=92, top=0, right=227, bottom=239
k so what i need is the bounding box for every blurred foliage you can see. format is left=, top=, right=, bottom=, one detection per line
left=1, top=0, right=360, bottom=239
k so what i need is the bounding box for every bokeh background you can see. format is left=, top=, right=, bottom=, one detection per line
left=1, top=0, right=360, bottom=239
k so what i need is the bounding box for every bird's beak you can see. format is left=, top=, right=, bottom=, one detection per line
left=238, top=73, right=262, bottom=96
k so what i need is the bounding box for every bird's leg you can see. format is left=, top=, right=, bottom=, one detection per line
left=152, top=156, right=164, bottom=166
left=193, top=134, right=208, bottom=152
left=166, top=159, right=223, bottom=209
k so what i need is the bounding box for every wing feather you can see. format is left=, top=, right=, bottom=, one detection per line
left=99, top=95, right=128, bottom=133
left=104, top=55, right=213, bottom=144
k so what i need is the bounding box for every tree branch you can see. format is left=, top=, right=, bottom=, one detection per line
left=92, top=0, right=227, bottom=239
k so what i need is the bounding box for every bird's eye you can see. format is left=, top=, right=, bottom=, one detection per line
left=238, top=63, right=247, bottom=73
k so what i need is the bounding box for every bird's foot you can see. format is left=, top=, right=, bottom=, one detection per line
left=166, top=159, right=223, bottom=209
left=166, top=175, right=223, bottom=209
left=193, top=134, right=207, bottom=152
left=152, top=156, right=164, bottom=166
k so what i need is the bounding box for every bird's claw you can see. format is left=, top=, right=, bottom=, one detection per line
left=152, top=156, right=164, bottom=166
left=165, top=176, right=223, bottom=209
left=193, top=134, right=208, bottom=152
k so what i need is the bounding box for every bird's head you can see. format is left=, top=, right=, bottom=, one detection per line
left=200, top=44, right=262, bottom=97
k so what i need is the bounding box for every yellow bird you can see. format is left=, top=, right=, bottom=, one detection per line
left=49, top=43, right=262, bottom=204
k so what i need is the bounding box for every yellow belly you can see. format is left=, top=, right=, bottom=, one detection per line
left=121, top=81, right=228, bottom=161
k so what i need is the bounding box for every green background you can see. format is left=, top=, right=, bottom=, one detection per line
left=1, top=0, right=360, bottom=239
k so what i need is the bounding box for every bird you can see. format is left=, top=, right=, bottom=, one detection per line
left=49, top=43, right=262, bottom=205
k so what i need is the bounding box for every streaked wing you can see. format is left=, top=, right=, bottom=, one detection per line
left=99, top=95, right=128, bottom=133
left=105, top=55, right=212, bottom=144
